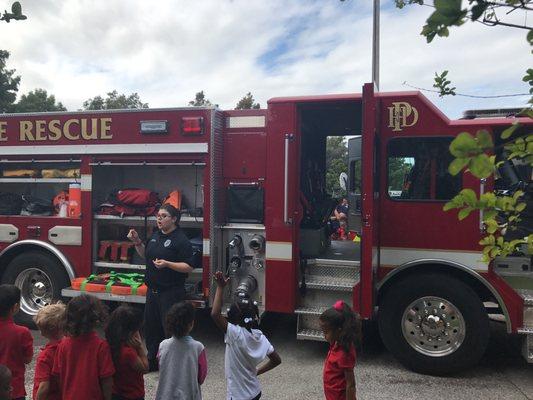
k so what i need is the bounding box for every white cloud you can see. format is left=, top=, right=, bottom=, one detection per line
left=0, top=0, right=529, bottom=117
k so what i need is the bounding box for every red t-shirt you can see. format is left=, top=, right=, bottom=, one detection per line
left=112, top=345, right=144, bottom=399
left=33, top=340, right=61, bottom=400
left=323, top=342, right=356, bottom=400
left=0, top=317, right=33, bottom=398
left=52, top=331, right=115, bottom=400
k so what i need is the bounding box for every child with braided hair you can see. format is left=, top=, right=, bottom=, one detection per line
left=319, top=300, right=362, bottom=400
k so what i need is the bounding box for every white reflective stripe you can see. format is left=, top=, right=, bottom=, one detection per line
left=227, top=116, right=265, bottom=129
left=203, top=239, right=210, bottom=256
left=81, top=174, right=91, bottom=191
left=0, top=143, right=208, bottom=155
left=266, top=241, right=292, bottom=261
left=380, top=247, right=488, bottom=271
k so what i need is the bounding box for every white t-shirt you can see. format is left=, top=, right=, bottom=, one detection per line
left=224, top=323, right=274, bottom=400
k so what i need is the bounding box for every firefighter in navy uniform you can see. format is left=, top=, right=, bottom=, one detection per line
left=127, top=203, right=194, bottom=371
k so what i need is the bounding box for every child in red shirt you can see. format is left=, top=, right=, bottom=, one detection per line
left=0, top=285, right=33, bottom=400
left=0, top=364, right=13, bottom=400
left=104, top=305, right=149, bottom=400
left=33, top=303, right=66, bottom=400
left=319, top=300, right=362, bottom=400
left=52, top=294, right=115, bottom=400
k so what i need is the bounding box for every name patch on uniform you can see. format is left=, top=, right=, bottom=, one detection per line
left=164, top=239, right=172, bottom=248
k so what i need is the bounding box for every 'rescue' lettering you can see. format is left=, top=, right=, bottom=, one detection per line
left=15, top=118, right=113, bottom=141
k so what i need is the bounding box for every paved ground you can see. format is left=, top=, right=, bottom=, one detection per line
left=25, top=312, right=533, bottom=400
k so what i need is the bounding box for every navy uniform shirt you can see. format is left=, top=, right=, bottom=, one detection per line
left=144, top=227, right=193, bottom=289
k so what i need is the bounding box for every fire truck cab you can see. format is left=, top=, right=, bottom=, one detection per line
left=0, top=83, right=531, bottom=375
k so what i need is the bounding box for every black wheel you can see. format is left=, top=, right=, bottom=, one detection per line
left=378, top=273, right=489, bottom=375
left=1, top=251, right=70, bottom=328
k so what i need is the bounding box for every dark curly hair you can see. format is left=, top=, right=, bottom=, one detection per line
left=0, top=284, right=20, bottom=317
left=166, top=302, right=195, bottom=338
left=105, top=305, right=143, bottom=366
left=227, top=297, right=259, bottom=332
left=65, top=294, right=108, bottom=336
left=319, top=301, right=362, bottom=354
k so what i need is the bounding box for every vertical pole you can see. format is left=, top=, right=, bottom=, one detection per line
left=372, top=0, right=380, bottom=91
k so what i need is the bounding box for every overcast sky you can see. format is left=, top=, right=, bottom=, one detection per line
left=1, top=0, right=530, bottom=118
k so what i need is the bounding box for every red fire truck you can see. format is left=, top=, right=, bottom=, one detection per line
left=0, top=83, right=531, bottom=374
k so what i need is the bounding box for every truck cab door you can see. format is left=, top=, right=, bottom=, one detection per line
left=360, top=82, right=380, bottom=318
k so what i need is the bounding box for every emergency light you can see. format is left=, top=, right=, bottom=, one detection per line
left=181, top=117, right=204, bottom=136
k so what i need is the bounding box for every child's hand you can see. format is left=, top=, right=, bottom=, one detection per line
left=153, top=258, right=168, bottom=269
left=214, top=271, right=229, bottom=287
left=128, top=331, right=143, bottom=349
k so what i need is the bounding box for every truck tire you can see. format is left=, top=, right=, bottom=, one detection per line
left=378, top=272, right=489, bottom=375
left=1, top=251, right=70, bottom=328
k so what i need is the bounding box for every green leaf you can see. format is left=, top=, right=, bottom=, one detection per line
left=450, top=132, right=478, bottom=157
left=443, top=201, right=457, bottom=211
left=448, top=157, right=469, bottom=175
left=501, top=122, right=520, bottom=140
left=458, top=207, right=473, bottom=220
left=470, top=1, right=488, bottom=21
left=476, top=130, right=493, bottom=149
left=516, top=203, right=527, bottom=212
left=461, top=189, right=477, bottom=205
left=469, top=153, right=494, bottom=178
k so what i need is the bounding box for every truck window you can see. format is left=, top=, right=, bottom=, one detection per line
left=387, top=137, right=461, bottom=201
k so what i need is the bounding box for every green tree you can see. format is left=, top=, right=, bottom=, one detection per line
left=1, top=2, right=26, bottom=23
left=0, top=50, right=20, bottom=112
left=11, top=89, right=66, bottom=112
left=83, top=90, right=148, bottom=110
left=235, top=92, right=260, bottom=109
left=326, top=136, right=348, bottom=197
left=188, top=91, right=214, bottom=107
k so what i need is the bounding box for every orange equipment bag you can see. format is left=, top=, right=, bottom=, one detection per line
left=71, top=272, right=146, bottom=295
left=163, top=190, right=182, bottom=210
left=2, top=169, right=39, bottom=178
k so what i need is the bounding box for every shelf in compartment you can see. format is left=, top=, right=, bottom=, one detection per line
left=94, top=261, right=204, bottom=276
left=0, top=178, right=76, bottom=183
left=93, top=214, right=203, bottom=226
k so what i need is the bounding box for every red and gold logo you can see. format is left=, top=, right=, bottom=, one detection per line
left=387, top=102, right=419, bottom=132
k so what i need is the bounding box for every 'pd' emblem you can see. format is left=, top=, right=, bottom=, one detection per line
left=388, top=102, right=419, bottom=132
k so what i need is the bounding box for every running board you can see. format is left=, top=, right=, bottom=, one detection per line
left=307, top=259, right=360, bottom=268
left=518, top=328, right=533, bottom=363
left=296, top=328, right=325, bottom=342
left=61, top=288, right=206, bottom=308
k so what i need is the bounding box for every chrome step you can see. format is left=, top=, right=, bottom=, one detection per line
left=295, top=306, right=327, bottom=316
left=296, top=328, right=325, bottom=342
left=307, top=259, right=360, bottom=268
left=302, top=276, right=356, bottom=291
left=518, top=327, right=533, bottom=334
left=520, top=330, right=533, bottom=363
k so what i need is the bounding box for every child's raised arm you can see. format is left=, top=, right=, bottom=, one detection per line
left=128, top=331, right=149, bottom=374
left=210, top=271, right=229, bottom=333
left=257, top=350, right=281, bottom=376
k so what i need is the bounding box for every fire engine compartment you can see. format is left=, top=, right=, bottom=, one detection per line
left=298, top=101, right=362, bottom=259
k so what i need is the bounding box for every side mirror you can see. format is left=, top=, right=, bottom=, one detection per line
left=339, top=172, right=348, bottom=191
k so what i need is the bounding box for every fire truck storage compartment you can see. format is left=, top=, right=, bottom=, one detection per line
left=298, top=101, right=361, bottom=259
left=0, top=160, right=81, bottom=217
left=91, top=163, right=204, bottom=297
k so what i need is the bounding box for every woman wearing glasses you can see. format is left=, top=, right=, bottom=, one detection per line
left=127, top=203, right=194, bottom=371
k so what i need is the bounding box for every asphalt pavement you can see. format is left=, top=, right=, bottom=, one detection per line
left=24, top=311, right=533, bottom=400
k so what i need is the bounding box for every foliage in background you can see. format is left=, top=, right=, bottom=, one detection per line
left=326, top=136, right=348, bottom=197
left=0, top=50, right=20, bottom=112
left=189, top=91, right=214, bottom=107
left=10, top=89, right=66, bottom=112
left=83, top=90, right=148, bottom=110
left=235, top=92, right=260, bottom=109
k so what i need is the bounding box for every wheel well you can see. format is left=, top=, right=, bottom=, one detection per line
left=0, top=244, right=72, bottom=280
left=378, top=263, right=500, bottom=312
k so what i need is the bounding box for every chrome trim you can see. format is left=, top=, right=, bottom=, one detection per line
left=0, top=240, right=75, bottom=280
left=479, top=178, right=486, bottom=232
left=284, top=133, right=293, bottom=224
left=377, top=258, right=512, bottom=333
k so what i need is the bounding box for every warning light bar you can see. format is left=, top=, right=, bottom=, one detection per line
left=181, top=117, right=204, bottom=136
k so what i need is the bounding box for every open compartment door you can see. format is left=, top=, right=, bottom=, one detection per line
left=360, top=83, right=380, bottom=318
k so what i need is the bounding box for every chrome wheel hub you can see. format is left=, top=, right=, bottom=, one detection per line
left=402, top=296, right=465, bottom=357
left=14, top=268, right=54, bottom=315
